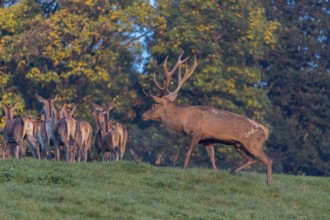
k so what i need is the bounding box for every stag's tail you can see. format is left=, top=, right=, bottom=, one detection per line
left=262, top=125, right=269, bottom=140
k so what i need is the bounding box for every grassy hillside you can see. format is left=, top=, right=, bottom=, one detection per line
left=0, top=159, right=328, bottom=220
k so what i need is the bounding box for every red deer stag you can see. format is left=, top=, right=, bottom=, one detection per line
left=35, top=94, right=59, bottom=159
left=91, top=102, right=128, bottom=161
left=142, top=52, right=272, bottom=186
left=53, top=104, right=77, bottom=161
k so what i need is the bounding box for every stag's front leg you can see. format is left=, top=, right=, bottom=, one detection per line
left=204, top=144, right=217, bottom=170
left=183, top=135, right=201, bottom=169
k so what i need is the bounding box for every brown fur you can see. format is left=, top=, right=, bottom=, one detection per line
left=35, top=94, right=59, bottom=159
left=75, top=120, right=92, bottom=162
left=53, top=104, right=77, bottom=161
left=91, top=102, right=128, bottom=161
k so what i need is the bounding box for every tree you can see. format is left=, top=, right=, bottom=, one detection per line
left=0, top=0, right=154, bottom=119
left=264, top=0, right=330, bottom=175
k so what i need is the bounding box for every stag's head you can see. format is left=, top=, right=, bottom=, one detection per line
left=142, top=51, right=198, bottom=121
left=35, top=93, right=58, bottom=120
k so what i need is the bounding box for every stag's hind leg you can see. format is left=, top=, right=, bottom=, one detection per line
left=231, top=144, right=256, bottom=175
left=244, top=145, right=272, bottom=186
left=254, top=151, right=272, bottom=186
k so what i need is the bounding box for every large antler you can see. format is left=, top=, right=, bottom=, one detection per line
left=148, top=51, right=198, bottom=101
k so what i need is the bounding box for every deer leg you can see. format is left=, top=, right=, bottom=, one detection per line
left=46, top=141, right=51, bottom=159
left=27, top=136, right=37, bottom=158
left=17, top=142, right=25, bottom=159
left=36, top=143, right=41, bottom=159
left=55, top=143, right=61, bottom=161
left=63, top=141, right=71, bottom=162
left=252, top=151, right=272, bottom=186
left=116, top=147, right=120, bottom=161
left=101, top=148, right=106, bottom=161
left=14, top=144, right=19, bottom=159
left=231, top=145, right=256, bottom=175
left=204, top=144, right=217, bottom=170
left=78, top=148, right=82, bottom=162
left=2, top=142, right=8, bottom=159
left=184, top=136, right=200, bottom=169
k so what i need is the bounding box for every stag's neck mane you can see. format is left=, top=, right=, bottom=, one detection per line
left=160, top=102, right=189, bottom=133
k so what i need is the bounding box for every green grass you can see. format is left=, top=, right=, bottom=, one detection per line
left=0, top=159, right=328, bottom=220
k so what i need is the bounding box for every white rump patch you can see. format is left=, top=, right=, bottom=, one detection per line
left=244, top=128, right=257, bottom=138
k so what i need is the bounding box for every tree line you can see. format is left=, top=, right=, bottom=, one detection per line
left=0, top=0, right=329, bottom=176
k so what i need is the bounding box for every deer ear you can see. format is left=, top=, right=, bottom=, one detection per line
left=90, top=102, right=103, bottom=111
left=71, top=104, right=77, bottom=114
left=35, top=93, right=45, bottom=102
left=60, top=103, right=67, bottom=111
left=107, top=102, right=115, bottom=112
left=151, top=96, right=166, bottom=105
left=12, top=102, right=18, bottom=108
left=90, top=102, right=97, bottom=109
left=2, top=103, right=8, bottom=109
left=53, top=94, right=58, bottom=101
left=72, top=103, right=77, bottom=109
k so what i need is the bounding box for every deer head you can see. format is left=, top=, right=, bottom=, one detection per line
left=60, top=104, right=76, bottom=119
left=91, top=102, right=115, bottom=131
left=142, top=51, right=198, bottom=121
left=2, top=102, right=18, bottom=122
left=35, top=93, right=58, bottom=120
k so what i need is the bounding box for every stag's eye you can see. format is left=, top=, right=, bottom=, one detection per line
left=152, top=104, right=157, bottom=108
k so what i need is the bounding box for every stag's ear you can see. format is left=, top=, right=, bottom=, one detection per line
left=35, top=93, right=45, bottom=102
left=151, top=96, right=167, bottom=105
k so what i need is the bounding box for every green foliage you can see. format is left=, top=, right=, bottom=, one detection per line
left=0, top=0, right=153, bottom=121
left=0, top=160, right=328, bottom=219
left=264, top=1, right=330, bottom=175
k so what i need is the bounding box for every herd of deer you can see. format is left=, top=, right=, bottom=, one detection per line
left=1, top=52, right=273, bottom=185
left=1, top=95, right=128, bottom=162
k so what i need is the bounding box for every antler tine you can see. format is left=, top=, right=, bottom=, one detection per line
left=161, top=51, right=189, bottom=95
left=164, top=55, right=198, bottom=101
left=142, top=88, right=159, bottom=98
left=152, top=72, right=165, bottom=91
left=163, top=51, right=189, bottom=77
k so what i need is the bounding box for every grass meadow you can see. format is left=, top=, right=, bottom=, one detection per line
left=0, top=159, right=329, bottom=220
